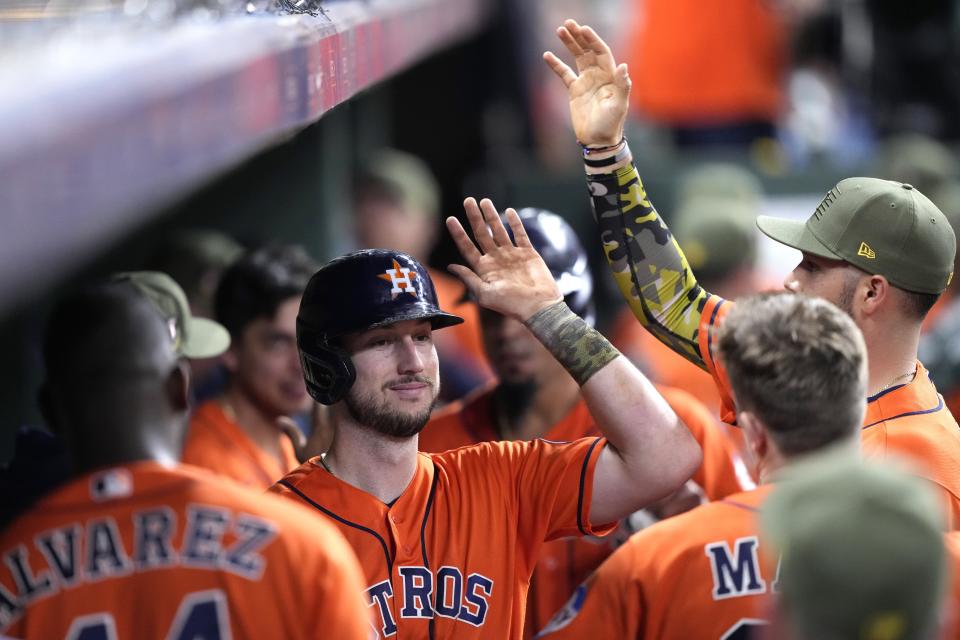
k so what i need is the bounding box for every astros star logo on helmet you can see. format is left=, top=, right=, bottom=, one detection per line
left=378, top=259, right=418, bottom=298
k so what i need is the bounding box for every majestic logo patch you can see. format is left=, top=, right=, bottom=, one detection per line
left=857, top=242, right=876, bottom=259
left=378, top=260, right=418, bottom=298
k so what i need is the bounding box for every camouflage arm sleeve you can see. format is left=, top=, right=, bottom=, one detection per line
left=526, top=300, right=621, bottom=386
left=588, top=162, right=714, bottom=369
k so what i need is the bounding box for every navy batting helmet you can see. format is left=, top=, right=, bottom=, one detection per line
left=297, top=249, right=463, bottom=405
left=511, top=208, right=595, bottom=326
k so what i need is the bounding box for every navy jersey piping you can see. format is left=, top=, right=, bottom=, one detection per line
left=862, top=395, right=945, bottom=430
left=276, top=478, right=393, bottom=573
left=719, top=498, right=760, bottom=514
left=705, top=298, right=726, bottom=368
left=420, top=470, right=439, bottom=640
left=577, top=437, right=605, bottom=535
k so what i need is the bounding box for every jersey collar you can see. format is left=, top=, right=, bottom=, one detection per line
left=863, top=361, right=942, bottom=429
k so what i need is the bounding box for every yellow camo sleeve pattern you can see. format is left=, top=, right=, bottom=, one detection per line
left=587, top=163, right=712, bottom=369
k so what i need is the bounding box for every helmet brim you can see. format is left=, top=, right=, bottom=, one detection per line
left=364, top=309, right=464, bottom=332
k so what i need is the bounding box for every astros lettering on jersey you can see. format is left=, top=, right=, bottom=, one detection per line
left=271, top=437, right=614, bottom=639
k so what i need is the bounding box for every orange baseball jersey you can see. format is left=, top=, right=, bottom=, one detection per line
left=422, top=382, right=747, bottom=502
left=0, top=461, right=370, bottom=639
left=270, top=438, right=615, bottom=639
left=418, top=383, right=747, bottom=638
left=698, top=294, right=960, bottom=530
left=182, top=400, right=299, bottom=489
left=536, top=484, right=776, bottom=639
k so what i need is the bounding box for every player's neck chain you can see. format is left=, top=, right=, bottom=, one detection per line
left=880, top=369, right=916, bottom=393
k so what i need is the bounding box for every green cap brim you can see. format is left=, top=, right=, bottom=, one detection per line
left=183, top=317, right=231, bottom=359
left=756, top=216, right=841, bottom=261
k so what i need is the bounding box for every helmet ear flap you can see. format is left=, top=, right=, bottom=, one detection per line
left=297, top=326, right=356, bottom=405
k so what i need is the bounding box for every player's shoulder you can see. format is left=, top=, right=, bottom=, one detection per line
left=425, top=440, right=529, bottom=480
left=429, top=436, right=590, bottom=463
left=182, top=401, right=228, bottom=451
left=428, top=439, right=512, bottom=464
left=630, top=488, right=764, bottom=551
left=188, top=467, right=346, bottom=549
left=187, top=399, right=223, bottom=429
left=169, top=464, right=311, bottom=516
left=883, top=404, right=960, bottom=452
left=269, top=457, right=326, bottom=495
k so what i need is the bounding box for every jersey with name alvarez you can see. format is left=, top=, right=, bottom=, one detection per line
left=271, top=437, right=614, bottom=639
left=0, top=461, right=370, bottom=639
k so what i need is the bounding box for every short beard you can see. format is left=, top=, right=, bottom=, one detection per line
left=836, top=272, right=859, bottom=318
left=344, top=381, right=437, bottom=439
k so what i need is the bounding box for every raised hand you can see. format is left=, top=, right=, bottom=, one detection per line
left=543, top=19, right=631, bottom=147
left=446, top=198, right=562, bottom=322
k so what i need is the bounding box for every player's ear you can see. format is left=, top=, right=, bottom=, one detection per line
left=860, top=274, right=888, bottom=317
left=166, top=360, right=191, bottom=414
left=738, top=410, right=767, bottom=461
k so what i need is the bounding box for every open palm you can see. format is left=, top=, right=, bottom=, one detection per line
left=445, top=198, right=562, bottom=322
left=543, top=19, right=631, bottom=147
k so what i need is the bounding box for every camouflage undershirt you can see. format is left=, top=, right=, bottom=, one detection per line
left=586, top=162, right=718, bottom=370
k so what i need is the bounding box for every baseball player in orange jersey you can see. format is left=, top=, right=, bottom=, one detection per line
left=419, top=208, right=748, bottom=636
left=536, top=293, right=869, bottom=639
left=544, top=19, right=960, bottom=528
left=182, top=245, right=315, bottom=489
left=0, top=276, right=369, bottom=639
left=270, top=197, right=703, bottom=639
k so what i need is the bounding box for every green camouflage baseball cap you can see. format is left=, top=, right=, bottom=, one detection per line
left=757, top=177, right=957, bottom=294
left=112, top=271, right=230, bottom=359
left=762, top=454, right=947, bottom=640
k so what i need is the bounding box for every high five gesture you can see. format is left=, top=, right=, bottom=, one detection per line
left=543, top=19, right=631, bottom=147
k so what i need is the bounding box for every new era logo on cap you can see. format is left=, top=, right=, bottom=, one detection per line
left=857, top=242, right=876, bottom=259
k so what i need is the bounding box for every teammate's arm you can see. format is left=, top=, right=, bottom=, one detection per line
left=535, top=537, right=643, bottom=639
left=543, top=19, right=719, bottom=370
left=447, top=199, right=701, bottom=524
